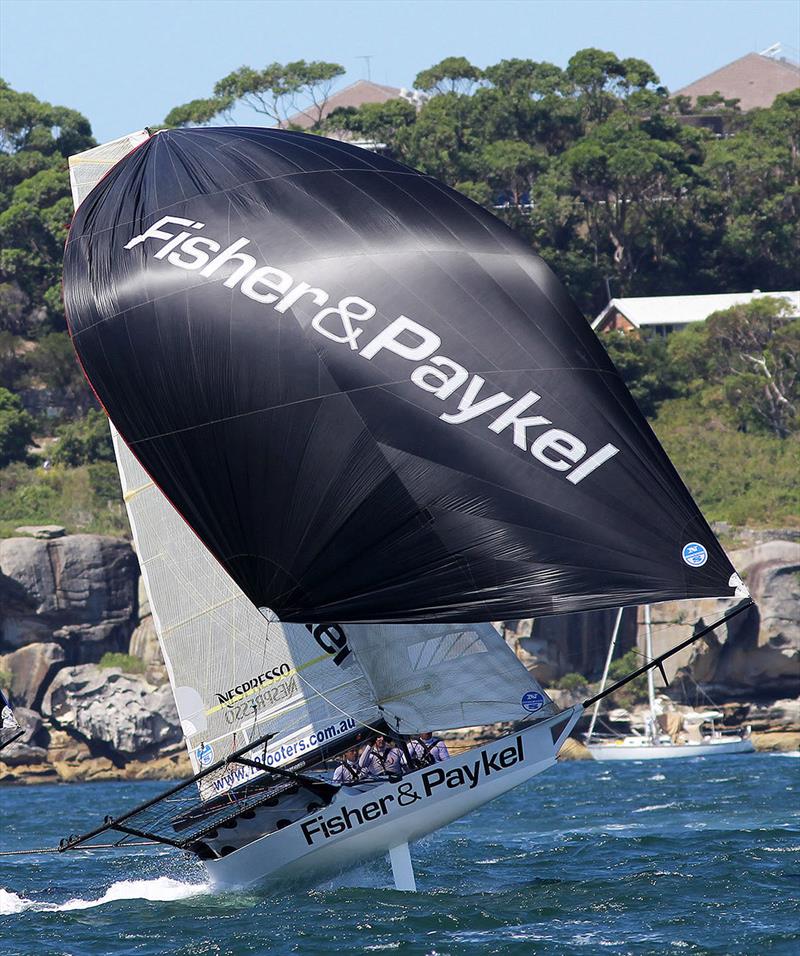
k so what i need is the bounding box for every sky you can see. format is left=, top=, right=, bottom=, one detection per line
left=1, top=0, right=798, bottom=142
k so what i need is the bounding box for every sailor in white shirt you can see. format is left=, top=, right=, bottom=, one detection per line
left=409, top=730, right=450, bottom=764
left=359, top=735, right=404, bottom=779
left=332, top=748, right=363, bottom=786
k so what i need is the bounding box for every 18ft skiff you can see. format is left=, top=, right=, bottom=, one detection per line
left=49, top=127, right=752, bottom=890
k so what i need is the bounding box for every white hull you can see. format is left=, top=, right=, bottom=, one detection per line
left=205, top=705, right=582, bottom=889
left=588, top=736, right=754, bottom=761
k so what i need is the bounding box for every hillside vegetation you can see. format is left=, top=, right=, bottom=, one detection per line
left=0, top=54, right=797, bottom=536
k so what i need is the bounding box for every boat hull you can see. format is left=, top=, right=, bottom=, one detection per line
left=588, top=736, right=754, bottom=761
left=205, top=705, right=582, bottom=889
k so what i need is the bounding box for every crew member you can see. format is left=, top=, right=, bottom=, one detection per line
left=416, top=731, right=449, bottom=763
left=359, top=735, right=404, bottom=779
left=332, top=747, right=363, bottom=786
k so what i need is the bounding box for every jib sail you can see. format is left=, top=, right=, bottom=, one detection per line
left=64, top=127, right=743, bottom=624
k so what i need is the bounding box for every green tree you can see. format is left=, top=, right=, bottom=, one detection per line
left=402, top=92, right=479, bottom=183
left=414, top=57, right=482, bottom=95
left=479, top=139, right=544, bottom=205
left=566, top=49, right=662, bottom=124
left=164, top=95, right=234, bottom=128
left=26, top=332, right=91, bottom=409
left=325, top=98, right=417, bottom=159
left=669, top=298, right=799, bottom=438
left=52, top=409, right=113, bottom=466
left=700, top=89, right=800, bottom=291
left=0, top=81, right=93, bottom=335
left=168, top=60, right=346, bottom=129
left=601, top=331, right=677, bottom=417
left=0, top=387, right=32, bottom=466
left=555, top=109, right=704, bottom=296
left=0, top=331, right=25, bottom=390
left=608, top=649, right=649, bottom=708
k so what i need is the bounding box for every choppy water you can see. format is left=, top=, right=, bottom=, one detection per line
left=1, top=753, right=798, bottom=955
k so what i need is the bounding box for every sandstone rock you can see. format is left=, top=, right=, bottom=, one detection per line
left=137, top=574, right=151, bottom=621
left=0, top=534, right=137, bottom=660
left=0, top=707, right=48, bottom=765
left=46, top=727, right=93, bottom=765
left=0, top=762, right=58, bottom=784
left=43, top=664, right=181, bottom=756
left=14, top=525, right=66, bottom=540
left=0, top=642, right=64, bottom=708
left=513, top=607, right=637, bottom=684
left=558, top=737, right=591, bottom=760
left=752, top=731, right=800, bottom=752
left=743, top=698, right=800, bottom=733
left=128, top=617, right=167, bottom=685
left=52, top=755, right=118, bottom=782
left=644, top=540, right=800, bottom=700
left=122, top=751, right=192, bottom=781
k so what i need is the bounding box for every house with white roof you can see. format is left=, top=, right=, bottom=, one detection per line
left=592, top=290, right=800, bottom=337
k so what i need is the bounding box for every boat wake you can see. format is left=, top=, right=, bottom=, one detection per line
left=0, top=877, right=210, bottom=915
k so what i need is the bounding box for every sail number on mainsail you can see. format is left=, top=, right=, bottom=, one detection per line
left=125, top=216, right=618, bottom=486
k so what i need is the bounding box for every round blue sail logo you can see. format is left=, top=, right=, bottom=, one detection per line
left=195, top=742, right=214, bottom=767
left=521, top=691, right=545, bottom=713
left=682, top=542, right=708, bottom=567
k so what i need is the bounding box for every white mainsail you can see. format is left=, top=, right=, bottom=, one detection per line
left=69, top=131, right=556, bottom=799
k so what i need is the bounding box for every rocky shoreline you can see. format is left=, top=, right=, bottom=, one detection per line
left=1, top=528, right=798, bottom=786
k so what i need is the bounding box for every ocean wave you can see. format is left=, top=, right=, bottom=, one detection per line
left=632, top=803, right=679, bottom=813
left=0, top=877, right=210, bottom=915
left=0, top=889, right=32, bottom=915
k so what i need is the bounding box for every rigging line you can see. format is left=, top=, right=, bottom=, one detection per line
left=583, top=599, right=754, bottom=709
left=294, top=669, right=386, bottom=738
left=586, top=606, right=624, bottom=744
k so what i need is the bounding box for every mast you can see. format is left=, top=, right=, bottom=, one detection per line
left=586, top=607, right=624, bottom=744
left=644, top=605, right=658, bottom=742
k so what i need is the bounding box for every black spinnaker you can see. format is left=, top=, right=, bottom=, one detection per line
left=63, top=128, right=741, bottom=624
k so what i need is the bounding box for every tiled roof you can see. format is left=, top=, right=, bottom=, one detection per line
left=287, top=80, right=404, bottom=128
left=674, top=52, right=799, bottom=111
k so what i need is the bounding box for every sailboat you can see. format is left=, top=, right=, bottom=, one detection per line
left=586, top=606, right=754, bottom=760
left=0, top=689, right=23, bottom=753
left=54, top=126, right=752, bottom=891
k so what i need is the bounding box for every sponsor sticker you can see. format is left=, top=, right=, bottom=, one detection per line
left=195, top=742, right=214, bottom=768
left=521, top=691, right=545, bottom=713
left=682, top=542, right=708, bottom=567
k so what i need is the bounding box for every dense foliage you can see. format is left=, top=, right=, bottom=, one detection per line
left=0, top=80, right=94, bottom=336
left=0, top=57, right=797, bottom=535
left=0, top=387, right=32, bottom=467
